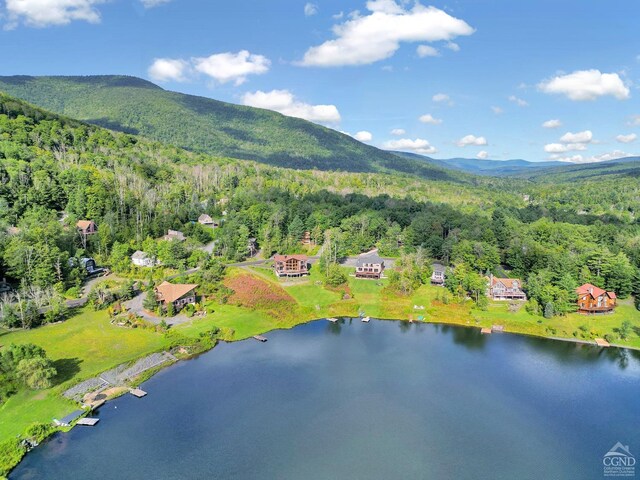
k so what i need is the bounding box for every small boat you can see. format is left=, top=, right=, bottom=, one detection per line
left=361, top=316, right=370, bottom=323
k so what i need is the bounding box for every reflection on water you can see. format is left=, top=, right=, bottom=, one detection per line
left=10, top=319, right=640, bottom=480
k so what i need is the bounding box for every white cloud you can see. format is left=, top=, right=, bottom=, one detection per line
left=432, top=93, right=449, bottom=103
left=616, top=133, right=637, bottom=143
left=304, top=3, right=318, bottom=16
left=5, top=0, right=105, bottom=27
left=477, top=150, right=489, bottom=159
left=148, top=58, right=189, bottom=82
left=559, top=130, right=593, bottom=144
left=141, top=0, right=171, bottom=8
left=242, top=89, right=341, bottom=124
left=416, top=45, right=439, bottom=58
left=628, top=115, right=640, bottom=126
left=332, top=11, right=344, bottom=19
left=390, top=128, right=406, bottom=136
left=544, top=143, right=587, bottom=153
left=445, top=42, right=460, bottom=52
left=299, top=2, right=474, bottom=66
left=553, top=150, right=631, bottom=164
left=354, top=131, right=373, bottom=141
left=491, top=106, right=504, bottom=115
left=193, top=50, right=270, bottom=86
left=457, top=134, right=487, bottom=147
left=538, top=69, right=630, bottom=101
left=542, top=119, right=562, bottom=128
left=418, top=113, right=442, bottom=125
left=382, top=138, right=436, bottom=154
left=508, top=95, right=528, bottom=107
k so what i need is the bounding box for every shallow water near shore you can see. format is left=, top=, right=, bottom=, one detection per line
left=10, top=319, right=640, bottom=480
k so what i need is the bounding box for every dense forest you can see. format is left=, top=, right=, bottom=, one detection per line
left=1, top=90, right=640, bottom=332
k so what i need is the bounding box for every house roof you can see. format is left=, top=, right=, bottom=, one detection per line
left=198, top=214, right=214, bottom=223
left=432, top=263, right=446, bottom=273
left=576, top=283, right=616, bottom=299
left=76, top=220, right=95, bottom=230
left=356, top=254, right=384, bottom=267
left=274, top=254, right=308, bottom=262
left=490, top=277, right=522, bottom=288
left=131, top=250, right=148, bottom=260
left=155, top=281, right=198, bottom=303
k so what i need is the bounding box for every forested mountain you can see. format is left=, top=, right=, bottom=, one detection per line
left=0, top=75, right=461, bottom=182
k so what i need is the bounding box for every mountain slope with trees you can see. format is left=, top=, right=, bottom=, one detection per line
left=0, top=75, right=462, bottom=182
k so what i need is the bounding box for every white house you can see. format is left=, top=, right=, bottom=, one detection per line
left=131, top=250, right=156, bottom=267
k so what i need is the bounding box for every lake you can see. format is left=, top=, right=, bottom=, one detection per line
left=10, top=319, right=640, bottom=480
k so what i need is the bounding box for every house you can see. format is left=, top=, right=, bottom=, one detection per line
left=155, top=281, right=198, bottom=312
left=69, top=257, right=104, bottom=275
left=576, top=283, right=616, bottom=314
left=198, top=214, right=219, bottom=227
left=301, top=231, right=312, bottom=245
left=431, top=263, right=446, bottom=286
left=163, top=229, right=186, bottom=242
left=131, top=250, right=156, bottom=267
left=355, top=253, right=385, bottom=279
left=76, top=220, right=97, bottom=236
left=248, top=237, right=258, bottom=257
left=274, top=254, right=309, bottom=277
left=487, top=275, right=526, bottom=301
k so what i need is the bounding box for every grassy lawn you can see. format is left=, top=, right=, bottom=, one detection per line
left=0, top=308, right=169, bottom=442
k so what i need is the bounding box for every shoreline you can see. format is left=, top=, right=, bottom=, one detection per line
left=3, top=315, right=637, bottom=478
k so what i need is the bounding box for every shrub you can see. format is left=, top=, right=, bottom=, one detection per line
left=0, top=438, right=26, bottom=477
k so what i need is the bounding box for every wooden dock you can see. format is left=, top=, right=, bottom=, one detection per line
left=595, top=338, right=611, bottom=347
left=481, top=327, right=492, bottom=334
left=130, top=388, right=147, bottom=398
left=491, top=325, right=505, bottom=332
left=361, top=316, right=370, bottom=323
left=327, top=317, right=338, bottom=323
left=253, top=335, right=268, bottom=342
left=76, top=418, right=99, bottom=426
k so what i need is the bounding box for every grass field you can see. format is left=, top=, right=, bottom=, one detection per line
left=2, top=267, right=640, bottom=473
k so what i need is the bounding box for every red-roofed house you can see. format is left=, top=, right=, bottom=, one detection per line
left=273, top=254, right=309, bottom=277
left=487, top=275, right=526, bottom=301
left=576, top=283, right=616, bottom=314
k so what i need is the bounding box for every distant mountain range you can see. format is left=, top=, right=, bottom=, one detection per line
left=0, top=75, right=464, bottom=183
left=392, top=151, right=566, bottom=176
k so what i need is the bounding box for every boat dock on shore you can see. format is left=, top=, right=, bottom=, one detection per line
left=253, top=335, right=268, bottom=342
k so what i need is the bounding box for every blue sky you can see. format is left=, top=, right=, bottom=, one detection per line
left=1, top=0, right=639, bottom=162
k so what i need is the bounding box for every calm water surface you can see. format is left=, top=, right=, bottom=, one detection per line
left=10, top=320, right=640, bottom=480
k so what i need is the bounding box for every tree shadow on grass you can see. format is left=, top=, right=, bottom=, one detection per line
left=52, top=358, right=83, bottom=385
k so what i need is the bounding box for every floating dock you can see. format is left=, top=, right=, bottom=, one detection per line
left=595, top=338, right=611, bottom=347
left=76, top=418, right=100, bottom=426
left=327, top=318, right=338, bottom=323
left=253, top=335, right=268, bottom=342
left=361, top=316, right=370, bottom=323
left=130, top=388, right=147, bottom=398
left=481, top=327, right=492, bottom=334
left=491, top=325, right=505, bottom=332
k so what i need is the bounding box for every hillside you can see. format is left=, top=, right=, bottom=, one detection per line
left=0, top=75, right=462, bottom=182
left=515, top=156, right=640, bottom=182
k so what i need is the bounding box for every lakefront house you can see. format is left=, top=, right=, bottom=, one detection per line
left=273, top=254, right=309, bottom=277
left=487, top=275, right=526, bottom=301
left=155, top=281, right=198, bottom=312
left=431, top=263, right=446, bottom=286
left=355, top=252, right=385, bottom=279
left=576, top=283, right=616, bottom=314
